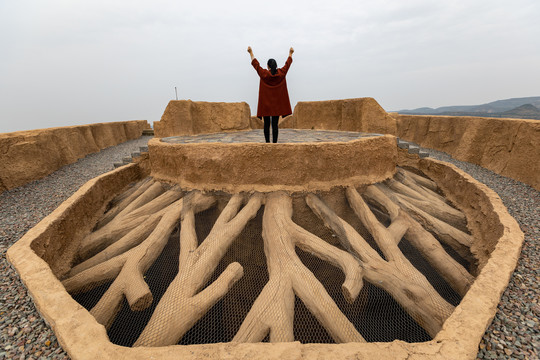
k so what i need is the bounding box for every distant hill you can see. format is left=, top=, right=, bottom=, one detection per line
left=397, top=97, right=540, bottom=120
left=501, top=104, right=540, bottom=118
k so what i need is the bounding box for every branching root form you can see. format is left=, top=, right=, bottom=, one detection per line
left=64, top=169, right=475, bottom=345
left=233, top=191, right=365, bottom=344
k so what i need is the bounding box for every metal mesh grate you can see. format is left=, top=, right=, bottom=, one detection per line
left=72, top=191, right=469, bottom=346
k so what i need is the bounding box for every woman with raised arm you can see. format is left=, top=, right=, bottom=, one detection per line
left=247, top=46, right=294, bottom=143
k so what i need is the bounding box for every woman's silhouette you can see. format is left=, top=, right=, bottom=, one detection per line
left=248, top=46, right=294, bottom=143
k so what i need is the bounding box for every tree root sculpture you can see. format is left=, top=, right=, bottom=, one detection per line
left=306, top=187, right=456, bottom=338
left=363, top=185, right=474, bottom=296
left=377, top=171, right=474, bottom=263
left=77, top=181, right=183, bottom=261
left=94, top=177, right=154, bottom=230
left=133, top=192, right=264, bottom=347
left=65, top=168, right=475, bottom=345
left=233, top=191, right=365, bottom=344
left=63, top=191, right=215, bottom=328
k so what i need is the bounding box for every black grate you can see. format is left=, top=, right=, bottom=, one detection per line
left=72, top=193, right=470, bottom=346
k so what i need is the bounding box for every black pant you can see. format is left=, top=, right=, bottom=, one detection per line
left=263, top=116, right=279, bottom=143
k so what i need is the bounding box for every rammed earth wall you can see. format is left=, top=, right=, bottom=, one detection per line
left=153, top=98, right=539, bottom=189
left=153, top=98, right=397, bottom=138
left=0, top=121, right=149, bottom=194
left=153, top=100, right=251, bottom=138
left=395, top=114, right=540, bottom=191
left=282, top=97, right=398, bottom=135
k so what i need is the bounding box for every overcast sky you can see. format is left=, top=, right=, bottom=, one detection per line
left=1, top=0, right=539, bottom=133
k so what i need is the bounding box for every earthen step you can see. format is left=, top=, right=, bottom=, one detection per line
left=142, top=129, right=154, bottom=136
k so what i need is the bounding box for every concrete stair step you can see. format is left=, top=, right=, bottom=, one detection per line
left=112, top=146, right=150, bottom=169
left=397, top=139, right=410, bottom=149
left=408, top=145, right=420, bottom=154
left=396, top=138, right=429, bottom=158
left=418, top=150, right=429, bottom=158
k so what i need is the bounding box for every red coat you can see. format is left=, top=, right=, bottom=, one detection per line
left=251, top=56, right=293, bottom=117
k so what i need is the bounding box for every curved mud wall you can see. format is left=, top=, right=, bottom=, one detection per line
left=154, top=100, right=251, bottom=138
left=396, top=114, right=540, bottom=190
left=152, top=98, right=397, bottom=138
left=148, top=135, right=397, bottom=193
left=0, top=121, right=149, bottom=194
left=31, top=163, right=147, bottom=278
left=152, top=98, right=539, bottom=190
left=283, top=97, right=398, bottom=135
left=397, top=150, right=524, bottom=359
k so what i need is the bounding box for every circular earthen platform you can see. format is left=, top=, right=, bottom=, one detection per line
left=161, top=129, right=385, bottom=144
left=151, top=130, right=398, bottom=193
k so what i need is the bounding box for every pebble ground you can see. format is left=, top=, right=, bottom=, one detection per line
left=0, top=130, right=538, bottom=359
left=427, top=148, right=539, bottom=360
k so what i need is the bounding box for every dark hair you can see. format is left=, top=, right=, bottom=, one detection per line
left=267, top=58, right=277, bottom=75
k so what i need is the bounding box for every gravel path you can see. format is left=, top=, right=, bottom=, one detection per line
left=425, top=148, right=539, bottom=360
left=1, top=136, right=152, bottom=360
left=0, top=132, right=538, bottom=359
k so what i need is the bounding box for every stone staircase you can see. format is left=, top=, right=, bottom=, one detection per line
left=113, top=129, right=153, bottom=168
left=114, top=146, right=149, bottom=168
left=366, top=134, right=430, bottom=158
left=397, top=138, right=429, bottom=158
